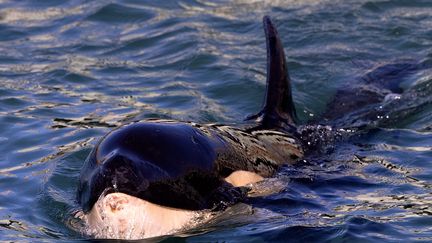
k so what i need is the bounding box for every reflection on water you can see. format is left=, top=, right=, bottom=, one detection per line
left=0, top=0, right=431, bottom=241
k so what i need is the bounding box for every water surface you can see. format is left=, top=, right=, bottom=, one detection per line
left=0, top=0, right=431, bottom=241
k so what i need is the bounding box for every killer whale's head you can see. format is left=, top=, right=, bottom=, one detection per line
left=77, top=122, right=224, bottom=213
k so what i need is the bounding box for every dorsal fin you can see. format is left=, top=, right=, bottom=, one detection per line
left=247, top=16, right=297, bottom=129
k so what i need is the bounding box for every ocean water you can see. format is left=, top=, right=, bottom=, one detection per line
left=0, top=0, right=431, bottom=241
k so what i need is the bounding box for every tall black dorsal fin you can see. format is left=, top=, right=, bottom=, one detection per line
left=247, top=16, right=297, bottom=129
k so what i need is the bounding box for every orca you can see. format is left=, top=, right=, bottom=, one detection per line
left=76, top=15, right=422, bottom=239
left=76, top=15, right=303, bottom=239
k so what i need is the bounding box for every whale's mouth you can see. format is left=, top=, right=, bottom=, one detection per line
left=81, top=192, right=208, bottom=240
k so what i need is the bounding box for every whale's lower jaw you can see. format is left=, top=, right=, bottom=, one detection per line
left=82, top=192, right=204, bottom=240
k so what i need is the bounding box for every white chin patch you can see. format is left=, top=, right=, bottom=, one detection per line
left=81, top=192, right=208, bottom=240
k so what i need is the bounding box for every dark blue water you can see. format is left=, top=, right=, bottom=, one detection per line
left=0, top=0, right=431, bottom=241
